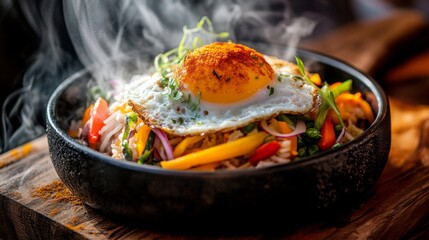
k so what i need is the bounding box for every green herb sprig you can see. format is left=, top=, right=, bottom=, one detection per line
left=295, top=57, right=347, bottom=130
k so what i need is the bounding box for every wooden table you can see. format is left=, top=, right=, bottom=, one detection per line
left=1, top=10, right=429, bottom=239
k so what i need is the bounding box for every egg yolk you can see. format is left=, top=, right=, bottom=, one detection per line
left=174, top=42, right=275, bottom=104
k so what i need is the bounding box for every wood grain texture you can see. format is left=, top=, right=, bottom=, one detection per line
left=300, top=10, right=427, bottom=74
left=0, top=135, right=48, bottom=169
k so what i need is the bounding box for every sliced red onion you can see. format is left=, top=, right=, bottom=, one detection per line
left=260, top=120, right=306, bottom=138
left=153, top=137, right=166, bottom=160
left=153, top=136, right=160, bottom=149
left=152, top=128, right=174, bottom=160
left=335, top=127, right=346, bottom=144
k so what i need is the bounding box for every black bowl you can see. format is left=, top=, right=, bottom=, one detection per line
left=46, top=45, right=391, bottom=226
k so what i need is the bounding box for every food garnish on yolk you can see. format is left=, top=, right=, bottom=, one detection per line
left=174, top=42, right=275, bottom=104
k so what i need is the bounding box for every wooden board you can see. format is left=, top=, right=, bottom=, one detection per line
left=2, top=98, right=429, bottom=239
left=1, top=9, right=429, bottom=239
left=300, top=10, right=427, bottom=75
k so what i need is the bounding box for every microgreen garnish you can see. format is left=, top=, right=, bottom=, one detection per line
left=277, top=76, right=282, bottom=82
left=154, top=16, right=229, bottom=78
left=191, top=113, right=201, bottom=121
left=182, top=92, right=201, bottom=112
left=159, top=76, right=169, bottom=87
left=154, top=16, right=228, bottom=112
left=189, top=92, right=201, bottom=111
left=183, top=93, right=192, bottom=105
left=267, top=86, right=275, bottom=96
left=295, top=56, right=345, bottom=129
left=260, top=62, right=265, bottom=67
left=165, top=77, right=183, bottom=101
left=178, top=117, right=184, bottom=125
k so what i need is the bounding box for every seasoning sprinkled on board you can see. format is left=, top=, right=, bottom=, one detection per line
left=31, top=180, right=82, bottom=205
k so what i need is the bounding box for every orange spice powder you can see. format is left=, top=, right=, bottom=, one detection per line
left=174, top=42, right=275, bottom=104
left=49, top=208, right=61, bottom=216
left=31, top=180, right=82, bottom=206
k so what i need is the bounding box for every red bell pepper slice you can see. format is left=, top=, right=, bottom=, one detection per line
left=88, top=97, right=109, bottom=149
left=248, top=141, right=281, bottom=165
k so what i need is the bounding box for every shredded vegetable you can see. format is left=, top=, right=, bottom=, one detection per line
left=160, top=132, right=268, bottom=170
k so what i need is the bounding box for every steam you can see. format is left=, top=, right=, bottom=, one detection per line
left=1, top=0, right=316, bottom=152
left=1, top=1, right=81, bottom=152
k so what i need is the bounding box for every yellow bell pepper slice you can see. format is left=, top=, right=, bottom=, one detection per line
left=173, top=136, right=204, bottom=158
left=160, top=131, right=268, bottom=170
left=136, top=125, right=151, bottom=155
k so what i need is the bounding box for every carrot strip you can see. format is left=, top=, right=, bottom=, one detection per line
left=277, top=121, right=298, bottom=156
left=318, top=117, right=336, bottom=151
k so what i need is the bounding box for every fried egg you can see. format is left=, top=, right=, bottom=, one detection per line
left=125, top=42, right=319, bottom=136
